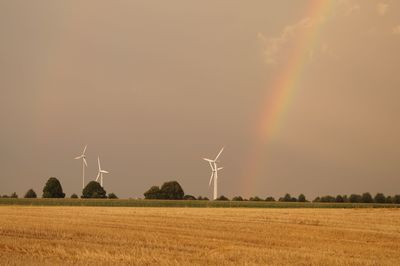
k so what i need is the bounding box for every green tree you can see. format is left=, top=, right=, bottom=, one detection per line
left=349, top=194, right=362, bottom=203
left=70, top=193, right=79, bottom=199
left=298, top=194, right=306, bottom=202
left=361, top=192, right=373, bottom=203
left=108, top=193, right=118, bottom=199
left=82, top=181, right=107, bottom=198
left=160, top=181, right=184, bottom=200
left=335, top=195, right=344, bottom=203
left=374, top=193, right=386, bottom=204
left=265, top=196, right=275, bottom=202
left=144, top=186, right=162, bottom=199
left=24, top=189, right=37, bottom=198
left=232, top=196, right=243, bottom=201
left=10, top=192, right=18, bottom=198
left=216, top=195, right=229, bottom=201
left=320, top=195, right=335, bottom=203
left=42, top=177, right=65, bottom=198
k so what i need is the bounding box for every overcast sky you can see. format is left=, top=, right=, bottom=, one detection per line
left=1, top=0, right=399, bottom=199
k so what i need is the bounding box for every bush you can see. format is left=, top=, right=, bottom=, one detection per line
left=197, top=196, right=209, bottom=200
left=249, top=196, right=262, bottom=201
left=10, top=192, right=18, bottom=198
left=42, top=177, right=65, bottom=198
left=70, top=193, right=79, bottom=199
left=144, top=186, right=162, bottom=199
left=232, top=196, right=243, bottom=201
left=2, top=195, right=9, bottom=198
left=361, top=192, right=373, bottom=203
left=349, top=194, right=362, bottom=203
left=374, top=193, right=386, bottom=204
left=160, top=181, right=184, bottom=200
left=183, top=195, right=196, bottom=200
left=108, top=193, right=118, bottom=199
left=265, top=196, right=275, bottom=202
left=298, top=194, right=306, bottom=202
left=335, top=195, right=344, bottom=203
left=82, top=181, right=107, bottom=198
left=216, top=195, right=229, bottom=201
left=24, top=189, right=37, bottom=198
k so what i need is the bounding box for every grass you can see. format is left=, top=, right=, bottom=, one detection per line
left=0, top=206, right=400, bottom=265
left=0, top=198, right=399, bottom=208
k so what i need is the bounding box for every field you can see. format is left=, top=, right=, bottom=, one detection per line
left=1, top=206, right=400, bottom=265
left=1, top=198, right=399, bottom=208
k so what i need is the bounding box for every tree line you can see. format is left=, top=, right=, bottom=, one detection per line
left=2, top=177, right=400, bottom=204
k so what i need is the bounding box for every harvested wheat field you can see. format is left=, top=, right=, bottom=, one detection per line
left=0, top=207, right=400, bottom=265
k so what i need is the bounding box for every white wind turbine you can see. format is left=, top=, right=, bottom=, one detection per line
left=96, top=156, right=109, bottom=187
left=74, top=145, right=88, bottom=189
left=203, top=147, right=224, bottom=200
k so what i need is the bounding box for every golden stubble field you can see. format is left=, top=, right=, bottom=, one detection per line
left=0, top=207, right=400, bottom=265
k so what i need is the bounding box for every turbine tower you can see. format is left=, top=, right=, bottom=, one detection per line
left=203, top=147, right=224, bottom=200
left=96, top=156, right=109, bottom=187
left=74, top=145, right=88, bottom=189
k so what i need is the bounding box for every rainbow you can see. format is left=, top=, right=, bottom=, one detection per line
left=243, top=0, right=334, bottom=196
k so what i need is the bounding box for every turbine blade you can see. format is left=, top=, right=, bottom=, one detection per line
left=82, top=145, right=87, bottom=155
left=203, top=158, right=214, bottom=163
left=218, top=167, right=223, bottom=171
left=101, top=170, right=109, bottom=174
left=83, top=158, right=88, bottom=167
left=98, top=156, right=101, bottom=171
left=208, top=162, right=215, bottom=171
left=214, top=147, right=224, bottom=161
left=209, top=172, right=214, bottom=186
left=96, top=172, right=100, bottom=181
left=74, top=156, right=82, bottom=160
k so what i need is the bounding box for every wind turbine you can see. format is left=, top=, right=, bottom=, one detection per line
left=203, top=147, right=224, bottom=200
left=96, top=156, right=109, bottom=187
left=74, top=145, right=88, bottom=189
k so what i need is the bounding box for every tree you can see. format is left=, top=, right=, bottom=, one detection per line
left=298, top=194, right=306, bottom=202
left=313, top=197, right=321, bottom=202
left=232, top=196, right=243, bottom=201
left=386, top=196, right=393, bottom=203
left=144, top=186, right=162, bottom=199
left=280, top=193, right=293, bottom=202
left=70, top=193, right=79, bottom=199
left=320, top=195, right=335, bottom=202
left=82, top=181, right=107, bottom=198
left=10, top=192, right=18, bottom=198
left=249, top=196, right=262, bottom=201
left=361, top=192, right=373, bottom=203
left=216, top=195, right=229, bottom=201
left=24, top=189, right=37, bottom=198
left=374, top=193, right=386, bottom=204
left=108, top=193, right=118, bottom=199
left=265, top=196, right=275, bottom=202
left=42, top=177, right=65, bottom=198
left=335, top=195, right=344, bottom=203
left=393, top=195, right=400, bottom=204
left=183, top=195, right=196, bottom=200
left=160, top=181, right=184, bottom=200
left=349, top=194, right=362, bottom=203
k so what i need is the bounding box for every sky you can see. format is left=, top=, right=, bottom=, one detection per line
left=1, top=0, right=400, bottom=199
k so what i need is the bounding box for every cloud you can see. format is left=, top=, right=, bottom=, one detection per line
left=258, top=18, right=314, bottom=65
left=377, top=3, right=389, bottom=16
left=393, top=25, right=400, bottom=35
